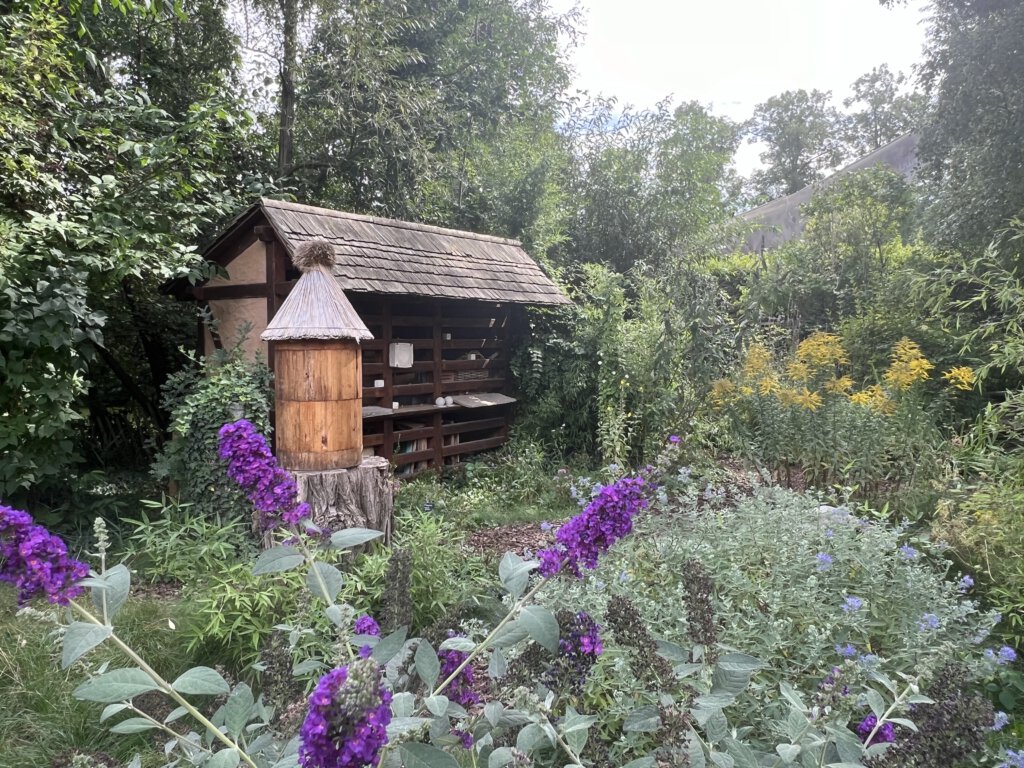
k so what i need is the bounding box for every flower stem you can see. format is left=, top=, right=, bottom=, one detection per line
left=70, top=600, right=259, bottom=768
left=426, top=572, right=553, bottom=704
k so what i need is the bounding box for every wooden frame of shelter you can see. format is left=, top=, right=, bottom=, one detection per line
left=171, top=198, right=570, bottom=475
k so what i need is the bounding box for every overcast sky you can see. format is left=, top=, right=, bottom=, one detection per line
left=548, top=0, right=930, bottom=171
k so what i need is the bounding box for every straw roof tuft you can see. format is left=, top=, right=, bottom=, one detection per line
left=262, top=268, right=373, bottom=342
left=292, top=237, right=336, bottom=272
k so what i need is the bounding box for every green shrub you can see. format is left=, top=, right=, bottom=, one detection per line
left=540, top=484, right=999, bottom=754
left=119, top=496, right=258, bottom=585
left=151, top=344, right=272, bottom=517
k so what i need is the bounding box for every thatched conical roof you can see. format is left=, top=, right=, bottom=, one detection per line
left=261, top=239, right=373, bottom=342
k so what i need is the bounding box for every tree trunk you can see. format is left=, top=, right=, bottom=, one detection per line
left=277, top=0, right=298, bottom=176
left=294, top=457, right=394, bottom=544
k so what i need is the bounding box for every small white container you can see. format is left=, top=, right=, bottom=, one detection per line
left=391, top=401, right=400, bottom=410
left=444, top=396, right=454, bottom=406
left=435, top=397, right=446, bottom=407
left=373, top=379, right=385, bottom=388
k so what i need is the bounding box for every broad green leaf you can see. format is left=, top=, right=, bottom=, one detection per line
left=780, top=681, right=808, bottom=712
left=109, top=717, right=158, bottom=734
left=387, top=717, right=431, bottom=739
left=887, top=717, right=917, bottom=732
left=330, top=528, right=384, bottom=550
left=562, top=705, right=597, bottom=753
left=489, top=747, right=516, bottom=768
left=415, top=640, right=440, bottom=689
left=207, top=750, right=241, bottom=768
left=74, top=668, right=159, bottom=703
left=424, top=695, right=449, bottom=716
left=519, top=605, right=559, bottom=654
left=656, top=639, right=689, bottom=662
left=373, top=627, right=408, bottom=665
left=778, top=749, right=802, bottom=765
left=398, top=742, right=460, bottom=768
left=171, top=666, right=230, bottom=695
left=490, top=620, right=528, bottom=648
left=709, top=752, right=734, bottom=768
left=516, top=723, right=551, bottom=753
left=223, top=683, right=255, bottom=737
left=686, top=728, right=707, bottom=768
left=325, top=605, right=344, bottom=627
left=292, top=659, right=325, bottom=676
left=865, top=689, right=886, bottom=718
left=696, top=692, right=737, bottom=709
left=391, top=692, right=415, bottom=717
left=484, top=701, right=504, bottom=727
left=306, top=561, right=344, bottom=602
left=488, top=647, right=507, bottom=679
left=100, top=703, right=129, bottom=722
left=90, top=564, right=130, bottom=620
left=621, top=759, right=656, bottom=768
left=252, top=545, right=304, bottom=575
left=716, top=653, right=764, bottom=672
left=165, top=706, right=188, bottom=723
left=705, top=710, right=729, bottom=744
left=498, top=552, right=536, bottom=598
left=724, top=738, right=760, bottom=768
left=62, top=622, right=111, bottom=668
left=623, top=704, right=661, bottom=733
left=439, top=636, right=475, bottom=652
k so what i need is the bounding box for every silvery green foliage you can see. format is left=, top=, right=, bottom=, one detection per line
left=59, top=492, right=1005, bottom=768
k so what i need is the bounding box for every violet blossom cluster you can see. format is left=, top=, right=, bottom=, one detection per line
left=298, top=658, right=392, bottom=768
left=544, top=611, right=603, bottom=696
left=354, top=615, right=381, bottom=637
left=538, top=475, right=650, bottom=577
left=218, top=419, right=310, bottom=530
left=856, top=714, right=895, bottom=746
left=439, top=634, right=481, bottom=708
left=0, top=504, right=88, bottom=606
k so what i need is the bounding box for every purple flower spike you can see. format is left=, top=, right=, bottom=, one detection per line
left=536, top=474, right=651, bottom=578
left=438, top=633, right=481, bottom=708
left=354, top=615, right=381, bottom=637
left=0, top=504, right=89, bottom=606
left=298, top=659, right=392, bottom=768
left=856, top=714, right=896, bottom=745
left=218, top=420, right=310, bottom=531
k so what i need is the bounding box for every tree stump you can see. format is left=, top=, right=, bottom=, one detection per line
left=294, top=456, right=394, bottom=545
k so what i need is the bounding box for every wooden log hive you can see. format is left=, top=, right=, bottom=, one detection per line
left=261, top=237, right=373, bottom=472
left=274, top=340, right=363, bottom=470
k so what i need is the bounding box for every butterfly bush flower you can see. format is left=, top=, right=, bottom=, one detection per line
left=985, top=646, right=1017, bottom=665
left=856, top=714, right=895, bottom=746
left=537, top=475, right=651, bottom=577
left=218, top=419, right=310, bottom=530
left=899, top=544, right=919, bottom=560
left=298, top=658, right=392, bottom=768
left=816, top=552, right=833, bottom=571
left=354, top=615, right=380, bottom=637
left=842, top=596, right=864, bottom=613
left=545, top=611, right=603, bottom=695
left=958, top=574, right=974, bottom=592
left=835, top=643, right=857, bottom=658
left=999, top=749, right=1024, bottom=768
left=993, top=711, right=1011, bottom=732
left=918, top=613, right=941, bottom=631
left=438, top=634, right=480, bottom=708
left=0, top=504, right=88, bottom=606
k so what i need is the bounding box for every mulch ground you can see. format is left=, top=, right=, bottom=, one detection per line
left=465, top=522, right=557, bottom=559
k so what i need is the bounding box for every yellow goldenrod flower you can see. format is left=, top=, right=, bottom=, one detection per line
left=883, top=337, right=934, bottom=390
left=824, top=376, right=854, bottom=394
left=793, top=387, right=823, bottom=411
left=758, top=374, right=781, bottom=395
left=796, top=332, right=849, bottom=370
left=742, top=343, right=773, bottom=381
left=776, top=388, right=801, bottom=407
left=710, top=378, right=737, bottom=406
left=786, top=359, right=812, bottom=383
left=849, top=384, right=895, bottom=414
left=942, top=366, right=976, bottom=391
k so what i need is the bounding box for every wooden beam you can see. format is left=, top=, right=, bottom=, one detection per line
left=193, top=283, right=267, bottom=300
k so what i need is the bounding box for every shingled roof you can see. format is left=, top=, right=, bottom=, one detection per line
left=209, top=198, right=569, bottom=306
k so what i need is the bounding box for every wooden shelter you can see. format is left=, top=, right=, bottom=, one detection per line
left=175, top=198, right=570, bottom=475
